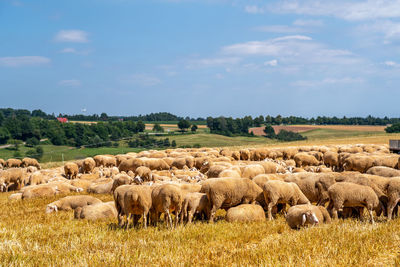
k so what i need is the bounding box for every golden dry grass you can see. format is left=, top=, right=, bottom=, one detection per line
left=1, top=192, right=400, bottom=266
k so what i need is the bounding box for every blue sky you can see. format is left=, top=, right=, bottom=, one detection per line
left=1, top=0, right=400, bottom=118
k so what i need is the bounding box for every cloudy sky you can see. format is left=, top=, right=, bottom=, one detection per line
left=1, top=0, right=400, bottom=118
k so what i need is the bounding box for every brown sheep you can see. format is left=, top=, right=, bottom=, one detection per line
left=225, top=204, right=266, bottom=222
left=200, top=178, right=262, bottom=222
left=205, top=165, right=226, bottom=178
left=82, top=157, right=96, bottom=174
left=323, top=151, right=339, bottom=171
left=21, top=158, right=41, bottom=169
left=259, top=161, right=285, bottom=174
left=74, top=201, right=117, bottom=221
left=294, top=153, right=320, bottom=167
left=385, top=177, right=400, bottom=220
left=21, top=184, right=60, bottom=199
left=286, top=204, right=331, bottom=229
left=134, top=166, right=153, bottom=183
left=26, top=171, right=47, bottom=186
left=46, top=195, right=102, bottom=213
left=142, top=158, right=170, bottom=170
left=343, top=155, right=374, bottom=173
left=87, top=180, right=113, bottom=194
left=262, top=180, right=310, bottom=220
left=239, top=149, right=250, bottom=161
left=118, top=158, right=144, bottom=173
left=284, top=174, right=320, bottom=204
left=181, top=192, right=210, bottom=223
left=0, top=159, right=5, bottom=168
left=151, top=184, right=183, bottom=228
left=373, top=155, right=399, bottom=169
left=114, top=184, right=134, bottom=227
left=328, top=182, right=380, bottom=223
left=111, top=174, right=133, bottom=193
left=218, top=168, right=241, bottom=178
left=241, top=164, right=265, bottom=179
left=366, top=166, right=400, bottom=177
left=6, top=158, right=22, bottom=168
left=70, top=179, right=93, bottom=191
left=94, top=155, right=117, bottom=167
left=0, top=168, right=25, bottom=191
left=64, top=162, right=79, bottom=179
left=123, top=185, right=153, bottom=228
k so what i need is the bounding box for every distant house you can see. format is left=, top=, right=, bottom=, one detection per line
left=57, top=117, right=68, bottom=123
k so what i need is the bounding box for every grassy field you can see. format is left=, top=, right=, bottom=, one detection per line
left=1, top=192, right=399, bottom=266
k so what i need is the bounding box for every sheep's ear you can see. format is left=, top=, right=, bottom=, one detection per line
left=54, top=206, right=58, bottom=212
left=302, top=213, right=306, bottom=225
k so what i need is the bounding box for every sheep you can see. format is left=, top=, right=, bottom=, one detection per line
left=118, top=158, right=144, bottom=173
left=0, top=158, right=5, bottom=168
left=21, top=185, right=60, bottom=199
left=327, top=182, right=380, bottom=223
left=64, top=162, right=79, bottom=179
left=6, top=158, right=22, bottom=168
left=135, top=166, right=152, bottom=183
left=87, top=181, right=113, bottom=194
left=205, top=165, right=226, bottom=178
left=385, top=177, right=400, bottom=220
left=26, top=171, right=47, bottom=186
left=114, top=184, right=134, bottom=227
left=82, top=157, right=96, bottom=174
left=366, top=166, right=400, bottom=178
left=21, top=158, right=41, bottom=169
left=111, top=174, right=133, bottom=193
left=294, top=153, right=320, bottom=167
left=218, top=168, right=241, bottom=178
left=259, top=161, right=285, bottom=174
left=284, top=174, right=320, bottom=204
left=342, top=155, right=374, bottom=173
left=285, top=205, right=322, bottom=229
left=123, top=185, right=153, bottom=228
left=94, top=155, right=117, bottom=168
left=200, top=178, right=262, bottom=222
left=151, top=184, right=183, bottom=228
left=323, top=151, right=339, bottom=171
left=225, top=204, right=266, bottom=223
left=241, top=164, right=265, bottom=179
left=70, top=179, right=93, bottom=191
left=262, top=180, right=310, bottom=220
left=0, top=168, right=25, bottom=191
left=46, top=195, right=102, bottom=213
left=74, top=202, right=118, bottom=221
left=8, top=192, right=22, bottom=201
left=181, top=192, right=210, bottom=223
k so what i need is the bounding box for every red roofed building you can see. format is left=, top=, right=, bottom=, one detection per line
left=57, top=117, right=68, bottom=123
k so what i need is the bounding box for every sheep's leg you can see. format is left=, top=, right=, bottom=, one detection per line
left=143, top=211, right=147, bottom=228
left=368, top=209, right=375, bottom=224
left=125, top=214, right=131, bottom=230
left=387, top=198, right=399, bottom=220
left=209, top=205, right=217, bottom=223
left=267, top=202, right=274, bottom=220
left=118, top=213, right=124, bottom=228
left=188, top=211, right=193, bottom=224
left=331, top=206, right=339, bottom=220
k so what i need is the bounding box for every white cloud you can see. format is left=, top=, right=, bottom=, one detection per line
left=384, top=61, right=400, bottom=67
left=54, top=30, right=89, bottom=43
left=291, top=77, right=364, bottom=87
left=264, top=59, right=278, bottom=66
left=60, top=48, right=77, bottom=53
left=58, top=79, right=81, bottom=87
left=358, top=20, right=400, bottom=43
left=293, top=19, right=324, bottom=27
left=254, top=25, right=305, bottom=33
left=186, top=57, right=241, bottom=68
left=273, top=0, right=400, bottom=21
left=120, top=73, right=161, bottom=87
left=0, top=56, right=50, bottom=67
left=245, top=5, right=265, bottom=14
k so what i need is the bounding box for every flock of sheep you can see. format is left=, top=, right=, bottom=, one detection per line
left=1, top=143, right=400, bottom=229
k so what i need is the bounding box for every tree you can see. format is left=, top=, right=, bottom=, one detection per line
left=100, top=112, right=108, bottom=121
left=263, top=125, right=276, bottom=138
left=25, top=137, right=39, bottom=147
left=152, top=123, right=164, bottom=132
left=171, top=140, right=177, bottom=147
left=136, top=121, right=145, bottom=132
left=0, top=127, right=10, bottom=145
left=177, top=119, right=191, bottom=132
left=191, top=124, right=198, bottom=133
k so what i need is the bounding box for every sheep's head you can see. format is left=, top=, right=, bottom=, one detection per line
left=134, top=176, right=143, bottom=185
left=45, top=204, right=58, bottom=214
left=302, top=211, right=319, bottom=226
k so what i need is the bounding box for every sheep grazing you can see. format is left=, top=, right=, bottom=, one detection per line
left=21, top=185, right=60, bottom=199
left=200, top=178, right=262, bottom=222
left=261, top=180, right=310, bottom=220
left=64, top=162, right=79, bottom=179
left=82, top=157, right=96, bottom=174
left=22, top=158, right=41, bottom=169
left=181, top=192, right=210, bottom=223
left=134, top=166, right=152, bottom=183
left=151, top=184, right=183, bottom=228
left=225, top=204, right=266, bottom=223
left=6, top=158, right=22, bottom=168
left=0, top=168, right=25, bottom=191
left=285, top=204, right=331, bottom=229
left=123, top=185, right=153, bottom=228
left=114, top=184, right=135, bottom=228
left=111, top=174, right=133, bottom=193
left=328, top=182, right=380, bottom=223
left=74, top=202, right=118, bottom=221
left=385, top=177, right=400, bottom=220
left=366, top=166, right=400, bottom=178
left=46, top=195, right=102, bottom=213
